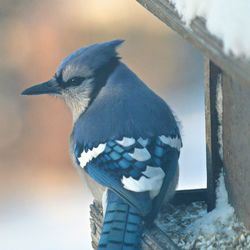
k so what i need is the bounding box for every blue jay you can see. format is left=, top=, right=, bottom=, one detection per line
left=22, top=40, right=182, bottom=250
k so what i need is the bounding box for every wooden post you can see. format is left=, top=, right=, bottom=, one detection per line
left=205, top=59, right=223, bottom=211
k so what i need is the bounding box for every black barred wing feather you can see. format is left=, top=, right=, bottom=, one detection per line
left=74, top=136, right=181, bottom=217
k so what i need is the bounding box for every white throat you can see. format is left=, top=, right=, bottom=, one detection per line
left=65, top=94, right=90, bottom=122
left=62, top=79, right=93, bottom=122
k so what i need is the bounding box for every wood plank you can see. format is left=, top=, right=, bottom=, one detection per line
left=205, top=59, right=223, bottom=211
left=136, top=0, right=250, bottom=85
left=171, top=188, right=206, bottom=205
left=222, top=72, right=250, bottom=229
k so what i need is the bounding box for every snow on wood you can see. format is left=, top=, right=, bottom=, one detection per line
left=156, top=173, right=250, bottom=249
left=216, top=75, right=223, bottom=160
left=170, top=0, right=250, bottom=58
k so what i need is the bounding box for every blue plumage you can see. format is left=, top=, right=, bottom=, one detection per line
left=98, top=191, right=142, bottom=250
left=72, top=62, right=180, bottom=150
left=78, top=136, right=180, bottom=217
left=22, top=40, right=182, bottom=250
left=99, top=190, right=142, bottom=250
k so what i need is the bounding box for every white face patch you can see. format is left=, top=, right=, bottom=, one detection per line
left=63, top=79, right=93, bottom=122
left=129, top=148, right=151, bottom=161
left=122, top=166, right=165, bottom=199
left=62, top=64, right=91, bottom=83
left=159, top=135, right=182, bottom=150
left=116, top=137, right=135, bottom=147
left=78, top=143, right=106, bottom=168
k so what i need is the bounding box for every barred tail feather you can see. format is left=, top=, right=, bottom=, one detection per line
left=98, top=190, right=142, bottom=250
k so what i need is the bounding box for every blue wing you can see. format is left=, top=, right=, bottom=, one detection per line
left=75, top=135, right=181, bottom=218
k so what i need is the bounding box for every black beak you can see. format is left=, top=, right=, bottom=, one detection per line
left=21, top=78, right=61, bottom=96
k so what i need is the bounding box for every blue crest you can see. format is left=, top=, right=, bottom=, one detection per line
left=57, top=39, right=124, bottom=75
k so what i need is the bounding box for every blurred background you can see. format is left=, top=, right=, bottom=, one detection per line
left=0, top=0, right=205, bottom=249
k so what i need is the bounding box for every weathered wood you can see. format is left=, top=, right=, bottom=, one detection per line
left=142, top=227, right=179, bottom=250
left=171, top=188, right=206, bottom=205
left=90, top=201, right=180, bottom=250
left=205, top=59, right=223, bottom=211
left=222, top=73, right=250, bottom=229
left=136, top=0, right=250, bottom=85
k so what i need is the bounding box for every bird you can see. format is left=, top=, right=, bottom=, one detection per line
left=22, top=40, right=182, bottom=250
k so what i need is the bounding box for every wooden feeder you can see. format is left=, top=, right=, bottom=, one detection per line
left=89, top=0, right=250, bottom=248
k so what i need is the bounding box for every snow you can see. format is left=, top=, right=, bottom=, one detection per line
left=156, top=172, right=250, bottom=249
left=216, top=76, right=223, bottom=160
left=189, top=173, right=234, bottom=236
left=169, top=0, right=250, bottom=58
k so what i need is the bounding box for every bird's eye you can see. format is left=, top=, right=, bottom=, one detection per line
left=68, top=77, right=85, bottom=86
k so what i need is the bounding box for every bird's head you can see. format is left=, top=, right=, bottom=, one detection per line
left=22, top=39, right=124, bottom=121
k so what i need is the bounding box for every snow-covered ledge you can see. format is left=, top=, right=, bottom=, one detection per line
left=169, top=0, right=250, bottom=59
left=156, top=173, right=250, bottom=249
left=136, top=0, right=250, bottom=84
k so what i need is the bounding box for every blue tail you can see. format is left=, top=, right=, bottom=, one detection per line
left=98, top=190, right=143, bottom=250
